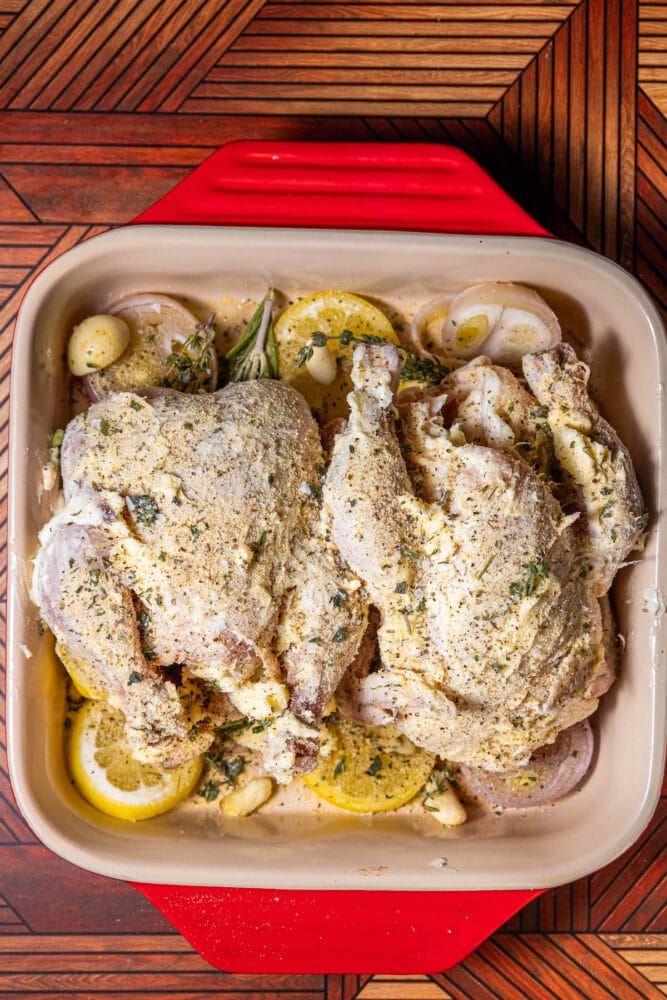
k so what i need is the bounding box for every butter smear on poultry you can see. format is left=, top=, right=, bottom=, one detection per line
left=34, top=285, right=645, bottom=821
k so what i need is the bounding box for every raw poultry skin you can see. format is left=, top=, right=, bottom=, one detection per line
left=34, top=382, right=366, bottom=779
left=326, top=344, right=639, bottom=771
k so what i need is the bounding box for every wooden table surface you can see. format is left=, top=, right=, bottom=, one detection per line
left=0, top=0, right=666, bottom=996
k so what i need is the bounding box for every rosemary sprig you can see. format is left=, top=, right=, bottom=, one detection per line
left=295, top=330, right=449, bottom=386
left=162, top=313, right=217, bottom=392
left=225, top=289, right=279, bottom=382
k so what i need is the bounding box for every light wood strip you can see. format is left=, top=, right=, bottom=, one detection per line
left=190, top=81, right=506, bottom=98
left=614, top=938, right=667, bottom=951
left=640, top=66, right=667, bottom=77
left=642, top=81, right=667, bottom=108
left=639, top=50, right=667, bottom=61
left=182, top=96, right=495, bottom=114
left=247, top=16, right=567, bottom=33
left=231, top=31, right=547, bottom=49
left=357, top=983, right=449, bottom=998
left=205, top=66, right=518, bottom=83
left=0, top=933, right=192, bottom=953
left=0, top=143, right=212, bottom=165
left=219, top=49, right=532, bottom=65
left=256, top=3, right=574, bottom=18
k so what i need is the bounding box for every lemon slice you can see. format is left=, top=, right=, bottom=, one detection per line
left=68, top=700, right=202, bottom=821
left=274, top=291, right=398, bottom=421
left=56, top=642, right=107, bottom=701
left=303, top=716, right=434, bottom=813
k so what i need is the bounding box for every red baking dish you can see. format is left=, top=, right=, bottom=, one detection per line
left=7, top=142, right=666, bottom=973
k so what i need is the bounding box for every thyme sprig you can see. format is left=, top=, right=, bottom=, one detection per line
left=225, top=289, right=278, bottom=382
left=295, top=330, right=450, bottom=386
left=162, top=313, right=217, bottom=392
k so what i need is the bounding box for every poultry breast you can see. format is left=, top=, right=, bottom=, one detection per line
left=325, top=344, right=643, bottom=771
left=34, top=381, right=365, bottom=780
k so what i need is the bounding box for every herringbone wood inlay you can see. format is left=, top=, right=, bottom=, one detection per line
left=0, top=0, right=665, bottom=995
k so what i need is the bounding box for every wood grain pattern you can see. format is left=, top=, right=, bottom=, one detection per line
left=0, top=0, right=665, bottom=996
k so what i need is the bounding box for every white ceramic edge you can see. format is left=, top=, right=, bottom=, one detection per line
left=6, top=225, right=667, bottom=890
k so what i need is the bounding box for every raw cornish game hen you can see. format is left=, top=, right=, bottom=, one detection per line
left=34, top=381, right=366, bottom=780
left=325, top=344, right=644, bottom=771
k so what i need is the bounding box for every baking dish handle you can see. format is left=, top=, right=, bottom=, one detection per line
left=133, top=140, right=549, bottom=236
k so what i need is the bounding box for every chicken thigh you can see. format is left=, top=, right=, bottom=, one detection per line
left=34, top=381, right=365, bottom=779
left=326, top=344, right=608, bottom=771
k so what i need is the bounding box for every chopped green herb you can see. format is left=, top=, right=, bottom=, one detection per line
left=158, top=550, right=166, bottom=562
left=308, top=636, right=323, bottom=645
left=600, top=499, right=614, bottom=519
left=398, top=545, right=419, bottom=559
left=491, top=663, right=506, bottom=673
left=188, top=724, right=198, bottom=742
left=128, top=670, right=142, bottom=685
left=198, top=780, right=221, bottom=802
left=332, top=627, right=349, bottom=643
left=183, top=421, right=193, bottom=430
left=99, top=418, right=110, bottom=436
left=127, top=494, right=159, bottom=526
left=50, top=428, right=65, bottom=448
left=330, top=588, right=348, bottom=608
left=143, top=646, right=156, bottom=661
left=477, top=555, right=495, bottom=580
left=366, top=755, right=382, bottom=778
left=130, top=399, right=143, bottom=412
left=333, top=756, right=346, bottom=778
left=394, top=581, right=408, bottom=594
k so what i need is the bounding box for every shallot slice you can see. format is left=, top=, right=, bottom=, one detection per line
left=407, top=293, right=455, bottom=356
left=461, top=719, right=594, bottom=808
left=443, top=282, right=561, bottom=365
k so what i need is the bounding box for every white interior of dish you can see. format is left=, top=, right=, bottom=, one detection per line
left=7, top=226, right=666, bottom=890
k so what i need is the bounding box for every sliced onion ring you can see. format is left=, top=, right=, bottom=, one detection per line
left=461, top=719, right=594, bottom=808
left=443, top=282, right=561, bottom=365
left=407, top=293, right=454, bottom=356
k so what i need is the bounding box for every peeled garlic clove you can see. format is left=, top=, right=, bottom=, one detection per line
left=443, top=282, right=561, bottom=364
left=306, top=343, right=338, bottom=385
left=67, top=314, right=130, bottom=376
left=220, top=777, right=274, bottom=817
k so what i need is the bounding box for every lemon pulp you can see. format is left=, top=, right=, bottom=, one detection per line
left=303, top=715, right=435, bottom=813
left=68, top=700, right=202, bottom=821
left=274, top=291, right=398, bottom=421
left=56, top=642, right=107, bottom=701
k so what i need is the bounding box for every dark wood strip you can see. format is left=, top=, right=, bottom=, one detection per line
left=638, top=114, right=667, bottom=170
left=521, top=934, right=619, bottom=1000
left=586, top=0, right=605, bottom=251
left=0, top=0, right=70, bottom=95
left=150, top=0, right=271, bottom=112
left=619, top=0, right=639, bottom=268
left=69, top=0, right=175, bottom=111
left=568, top=0, right=587, bottom=234
left=494, top=935, right=588, bottom=999
left=519, top=51, right=537, bottom=169
left=476, top=935, right=560, bottom=1000
left=36, top=0, right=144, bottom=111
left=552, top=13, right=570, bottom=211
left=14, top=0, right=106, bottom=109
left=467, top=944, right=539, bottom=1000
left=604, top=0, right=621, bottom=257
left=592, top=811, right=667, bottom=926
left=110, top=0, right=229, bottom=112
left=537, top=35, right=553, bottom=191
left=577, top=934, right=667, bottom=999
left=639, top=86, right=667, bottom=140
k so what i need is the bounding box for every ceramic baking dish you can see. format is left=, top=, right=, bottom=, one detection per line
left=7, top=223, right=666, bottom=892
